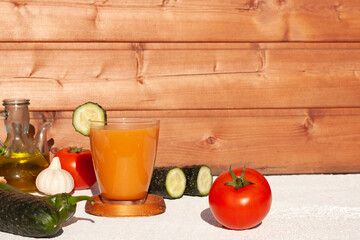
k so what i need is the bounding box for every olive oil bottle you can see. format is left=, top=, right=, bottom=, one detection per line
left=0, top=99, right=49, bottom=192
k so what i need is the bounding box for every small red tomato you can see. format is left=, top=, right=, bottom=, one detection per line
left=209, top=166, right=272, bottom=230
left=55, top=147, right=97, bottom=190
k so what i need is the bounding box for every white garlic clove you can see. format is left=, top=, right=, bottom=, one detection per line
left=36, top=157, right=74, bottom=195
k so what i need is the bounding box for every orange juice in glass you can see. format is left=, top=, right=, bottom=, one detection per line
left=89, top=118, right=159, bottom=205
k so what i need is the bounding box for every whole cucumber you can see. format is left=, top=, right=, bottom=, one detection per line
left=0, top=182, right=93, bottom=223
left=0, top=190, right=61, bottom=237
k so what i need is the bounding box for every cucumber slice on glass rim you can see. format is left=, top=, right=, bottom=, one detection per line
left=72, top=102, right=106, bottom=136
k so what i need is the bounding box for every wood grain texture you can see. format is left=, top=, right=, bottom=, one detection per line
left=1, top=1, right=359, bottom=175
left=0, top=0, right=360, bottom=42
left=3, top=108, right=357, bottom=175
left=1, top=43, right=360, bottom=110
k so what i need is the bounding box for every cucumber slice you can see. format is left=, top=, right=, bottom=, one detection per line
left=165, top=168, right=187, bottom=198
left=183, top=165, right=213, bottom=196
left=149, top=167, right=186, bottom=199
left=72, top=102, right=106, bottom=136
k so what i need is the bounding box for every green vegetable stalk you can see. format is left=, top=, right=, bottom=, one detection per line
left=45, top=193, right=93, bottom=222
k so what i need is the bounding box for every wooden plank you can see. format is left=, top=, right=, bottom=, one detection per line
left=2, top=43, right=360, bottom=79
left=1, top=0, right=360, bottom=42
left=1, top=43, right=360, bottom=110
left=3, top=108, right=357, bottom=175
left=2, top=42, right=360, bottom=50
left=1, top=72, right=359, bottom=110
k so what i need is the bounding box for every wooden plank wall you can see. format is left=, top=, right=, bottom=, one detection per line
left=0, top=0, right=359, bottom=175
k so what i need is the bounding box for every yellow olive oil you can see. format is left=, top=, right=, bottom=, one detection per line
left=0, top=152, right=49, bottom=192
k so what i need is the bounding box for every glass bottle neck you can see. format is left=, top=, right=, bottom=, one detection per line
left=3, top=99, right=30, bottom=135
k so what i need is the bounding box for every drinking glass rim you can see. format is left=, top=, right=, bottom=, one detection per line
left=89, top=118, right=159, bottom=125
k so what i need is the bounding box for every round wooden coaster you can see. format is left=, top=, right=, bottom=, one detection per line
left=85, top=194, right=166, bottom=217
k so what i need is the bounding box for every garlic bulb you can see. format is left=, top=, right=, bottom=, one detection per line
left=36, top=156, right=74, bottom=195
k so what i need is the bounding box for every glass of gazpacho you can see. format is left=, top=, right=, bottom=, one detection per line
left=89, top=118, right=159, bottom=205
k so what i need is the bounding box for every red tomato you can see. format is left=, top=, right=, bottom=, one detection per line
left=209, top=167, right=272, bottom=230
left=55, top=147, right=97, bottom=190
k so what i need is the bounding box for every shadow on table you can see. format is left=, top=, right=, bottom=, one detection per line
left=62, top=216, right=95, bottom=227
left=50, top=229, right=64, bottom=238
left=200, top=208, right=223, bottom=228
left=50, top=217, right=94, bottom=237
left=200, top=208, right=262, bottom=230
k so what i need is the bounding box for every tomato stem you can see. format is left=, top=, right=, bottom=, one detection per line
left=67, top=147, right=88, bottom=153
left=225, top=166, right=254, bottom=190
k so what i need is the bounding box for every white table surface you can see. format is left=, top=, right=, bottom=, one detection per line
left=1, top=174, right=359, bottom=240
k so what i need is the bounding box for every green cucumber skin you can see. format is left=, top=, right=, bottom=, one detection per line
left=0, top=183, right=94, bottom=223
left=0, top=190, right=61, bottom=237
left=182, top=165, right=212, bottom=196
left=148, top=167, right=183, bottom=199
left=148, top=167, right=172, bottom=199
left=182, top=165, right=202, bottom=196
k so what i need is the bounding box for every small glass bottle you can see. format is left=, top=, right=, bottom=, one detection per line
left=0, top=99, right=49, bottom=192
